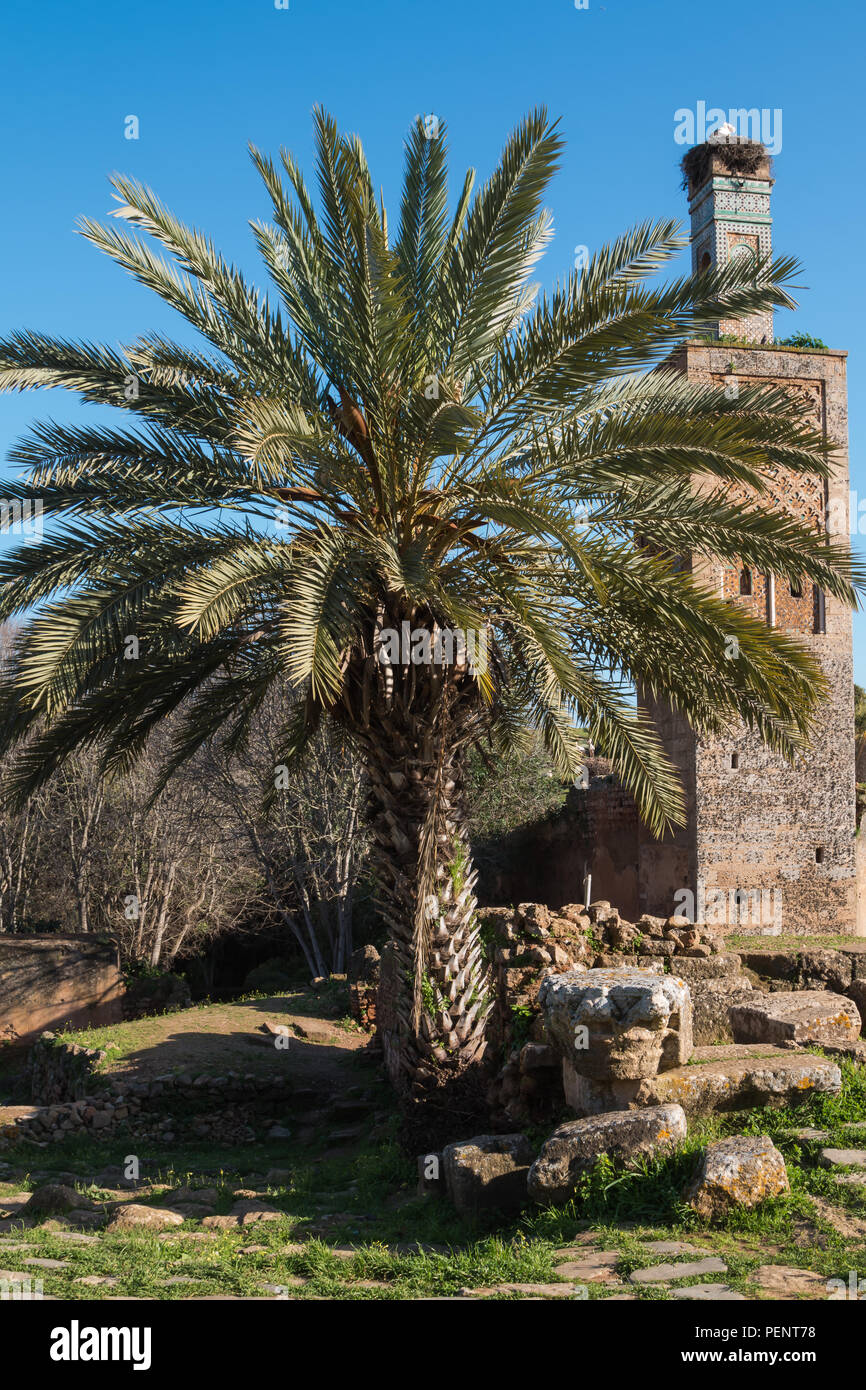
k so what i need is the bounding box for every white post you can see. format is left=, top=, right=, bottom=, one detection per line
left=767, top=572, right=776, bottom=627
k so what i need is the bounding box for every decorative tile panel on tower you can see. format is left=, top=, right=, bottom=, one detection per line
left=687, top=142, right=774, bottom=344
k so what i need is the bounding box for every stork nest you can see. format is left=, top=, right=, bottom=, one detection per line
left=680, top=139, right=770, bottom=191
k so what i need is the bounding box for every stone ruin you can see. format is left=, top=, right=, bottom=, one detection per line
left=0, top=934, right=125, bottom=1045
left=426, top=899, right=860, bottom=1217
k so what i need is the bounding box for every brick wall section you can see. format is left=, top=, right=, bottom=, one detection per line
left=475, top=765, right=640, bottom=917
left=0, top=935, right=125, bottom=1045
left=639, top=344, right=859, bottom=934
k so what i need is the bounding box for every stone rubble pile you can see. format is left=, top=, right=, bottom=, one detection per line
left=431, top=900, right=861, bottom=1217
left=484, top=902, right=863, bottom=1129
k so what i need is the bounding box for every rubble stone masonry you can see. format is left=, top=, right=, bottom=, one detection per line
left=639, top=344, right=857, bottom=934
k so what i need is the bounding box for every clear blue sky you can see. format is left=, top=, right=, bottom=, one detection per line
left=1, top=0, right=865, bottom=674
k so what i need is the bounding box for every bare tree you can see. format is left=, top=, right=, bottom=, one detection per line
left=204, top=689, right=368, bottom=979
left=0, top=785, right=50, bottom=931
left=95, top=733, right=258, bottom=968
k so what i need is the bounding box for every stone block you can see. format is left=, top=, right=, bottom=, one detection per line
left=846, top=979, right=866, bottom=1031
left=22, top=1184, right=98, bottom=1215
left=818, top=1148, right=866, bottom=1170
left=517, top=903, right=551, bottom=934
left=691, top=976, right=755, bottom=1045
left=106, top=1204, right=185, bottom=1232
left=672, top=954, right=743, bottom=981
left=729, top=990, right=861, bottom=1047
left=632, top=1044, right=841, bottom=1116
left=739, top=952, right=798, bottom=981
left=669, top=1284, right=747, bottom=1301
left=442, top=1134, right=534, bottom=1216
left=630, top=1256, right=727, bottom=1284
left=749, top=1265, right=829, bottom=1297
left=798, top=949, right=852, bottom=993
left=687, top=1135, right=789, bottom=1218
left=842, top=947, right=866, bottom=982
left=527, top=1104, right=687, bottom=1204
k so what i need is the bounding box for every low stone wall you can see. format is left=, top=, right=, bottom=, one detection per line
left=741, top=945, right=866, bottom=1020
left=29, top=1033, right=107, bottom=1104
left=0, top=1070, right=295, bottom=1151
left=0, top=935, right=125, bottom=1045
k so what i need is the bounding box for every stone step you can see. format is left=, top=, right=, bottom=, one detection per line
left=729, top=991, right=861, bottom=1048
left=819, top=1148, right=866, bottom=1170
left=631, top=1256, right=727, bottom=1284
left=462, top=1282, right=577, bottom=1298
left=628, top=1045, right=841, bottom=1116
left=749, top=1265, right=829, bottom=1297
left=670, top=1284, right=747, bottom=1301
left=552, top=1251, right=620, bottom=1282
left=641, top=1241, right=713, bottom=1256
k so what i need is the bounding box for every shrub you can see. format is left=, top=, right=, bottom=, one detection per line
left=243, top=958, right=296, bottom=994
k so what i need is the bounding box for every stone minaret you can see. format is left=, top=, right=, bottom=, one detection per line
left=686, top=128, right=774, bottom=344
left=637, top=140, right=859, bottom=936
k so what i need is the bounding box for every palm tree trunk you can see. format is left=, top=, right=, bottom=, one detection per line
left=344, top=641, right=491, bottom=1096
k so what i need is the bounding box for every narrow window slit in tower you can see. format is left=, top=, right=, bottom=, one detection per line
left=730, top=753, right=739, bottom=770
left=739, top=568, right=752, bottom=596
left=816, top=847, right=825, bottom=864
left=814, top=588, right=826, bottom=634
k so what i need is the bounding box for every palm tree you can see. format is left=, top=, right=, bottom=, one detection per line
left=0, top=109, right=861, bottom=1096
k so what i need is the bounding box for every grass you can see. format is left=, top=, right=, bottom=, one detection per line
left=3, top=977, right=866, bottom=1301
left=726, top=933, right=866, bottom=952
left=1, top=1052, right=865, bottom=1300
left=33, top=988, right=360, bottom=1088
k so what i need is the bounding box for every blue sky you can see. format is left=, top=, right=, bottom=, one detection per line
left=1, top=0, right=865, bottom=675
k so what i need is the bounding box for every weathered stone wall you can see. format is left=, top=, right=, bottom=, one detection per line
left=0, top=935, right=125, bottom=1045
left=857, top=826, right=866, bottom=935
left=639, top=345, right=858, bottom=935
left=0, top=1070, right=295, bottom=1150
left=476, top=768, right=640, bottom=916
left=636, top=696, right=697, bottom=917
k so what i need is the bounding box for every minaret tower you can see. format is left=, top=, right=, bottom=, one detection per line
left=636, top=139, right=858, bottom=936
left=686, top=126, right=774, bottom=343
